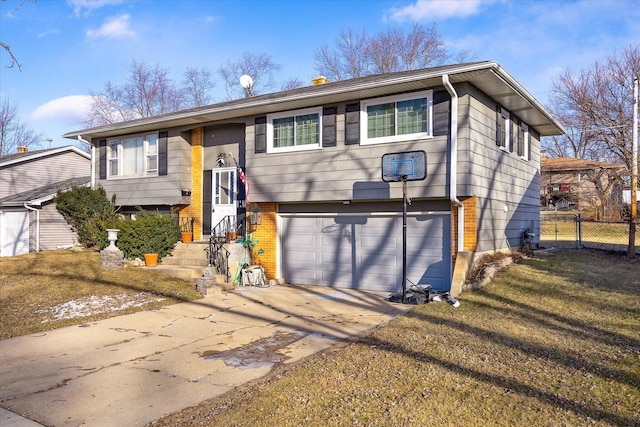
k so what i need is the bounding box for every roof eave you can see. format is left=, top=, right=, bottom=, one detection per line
left=63, top=61, right=565, bottom=140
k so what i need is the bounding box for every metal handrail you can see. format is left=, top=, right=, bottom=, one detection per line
left=207, top=213, right=246, bottom=282
left=206, top=237, right=230, bottom=282
left=210, top=213, right=246, bottom=240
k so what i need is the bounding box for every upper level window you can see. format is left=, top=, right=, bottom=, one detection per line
left=361, top=90, right=433, bottom=145
left=107, top=133, right=158, bottom=178
left=497, top=107, right=510, bottom=151
left=517, top=122, right=530, bottom=161
left=267, top=107, right=322, bottom=153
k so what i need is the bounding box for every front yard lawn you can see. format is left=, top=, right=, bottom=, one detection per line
left=0, top=250, right=202, bottom=339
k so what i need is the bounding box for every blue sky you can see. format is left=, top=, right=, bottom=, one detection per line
left=1, top=0, right=639, bottom=149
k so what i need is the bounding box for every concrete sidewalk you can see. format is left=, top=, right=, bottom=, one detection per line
left=0, top=285, right=408, bottom=426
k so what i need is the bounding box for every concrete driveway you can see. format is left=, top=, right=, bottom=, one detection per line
left=0, top=284, right=409, bottom=426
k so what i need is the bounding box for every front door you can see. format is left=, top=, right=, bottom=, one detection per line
left=211, top=168, right=237, bottom=235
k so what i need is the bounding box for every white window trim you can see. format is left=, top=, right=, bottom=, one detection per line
left=520, top=123, right=530, bottom=161
left=266, top=107, right=323, bottom=154
left=499, top=107, right=510, bottom=152
left=106, top=133, right=159, bottom=179
left=360, top=90, right=433, bottom=146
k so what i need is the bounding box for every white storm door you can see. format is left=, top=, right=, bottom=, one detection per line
left=211, top=168, right=237, bottom=233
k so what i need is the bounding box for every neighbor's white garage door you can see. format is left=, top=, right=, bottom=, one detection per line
left=0, top=210, right=30, bottom=257
left=281, top=214, right=451, bottom=292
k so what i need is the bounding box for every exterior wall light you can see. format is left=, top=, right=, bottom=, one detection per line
left=248, top=206, right=263, bottom=226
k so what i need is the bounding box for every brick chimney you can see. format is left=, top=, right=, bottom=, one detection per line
left=17, top=146, right=28, bottom=153
left=312, top=75, right=329, bottom=85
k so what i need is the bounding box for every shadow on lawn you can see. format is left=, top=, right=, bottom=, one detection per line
left=476, top=286, right=640, bottom=348
left=2, top=252, right=201, bottom=303
left=380, top=310, right=640, bottom=425
left=524, top=249, right=640, bottom=296
left=353, top=329, right=638, bottom=426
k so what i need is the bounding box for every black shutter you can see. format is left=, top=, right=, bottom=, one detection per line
left=527, top=127, right=533, bottom=161
left=517, top=121, right=524, bottom=156
left=345, top=103, right=360, bottom=145
left=255, top=117, right=267, bottom=153
left=496, top=106, right=502, bottom=147
left=509, top=117, right=515, bottom=152
left=433, top=90, right=450, bottom=136
left=158, top=131, right=168, bottom=176
left=98, top=139, right=107, bottom=179
left=322, top=106, right=337, bottom=147
left=203, top=170, right=212, bottom=234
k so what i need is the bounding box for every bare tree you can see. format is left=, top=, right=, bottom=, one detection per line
left=582, top=166, right=626, bottom=221
left=0, top=40, right=21, bottom=71
left=314, top=23, right=448, bottom=81
left=281, top=78, right=305, bottom=91
left=183, top=66, right=215, bottom=107
left=217, top=52, right=281, bottom=100
left=0, top=98, right=42, bottom=156
left=545, top=46, right=640, bottom=169
left=86, top=61, right=189, bottom=126
left=1, top=0, right=37, bottom=71
left=314, top=29, right=371, bottom=81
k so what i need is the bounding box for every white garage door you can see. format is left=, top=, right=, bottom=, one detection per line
left=0, top=210, right=30, bottom=257
left=281, top=213, right=451, bottom=292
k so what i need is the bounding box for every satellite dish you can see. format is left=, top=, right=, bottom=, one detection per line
left=239, top=74, right=253, bottom=89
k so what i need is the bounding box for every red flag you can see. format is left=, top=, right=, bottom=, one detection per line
left=238, top=167, right=249, bottom=205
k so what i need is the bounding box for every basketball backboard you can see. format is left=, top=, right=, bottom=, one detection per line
left=381, top=150, right=427, bottom=182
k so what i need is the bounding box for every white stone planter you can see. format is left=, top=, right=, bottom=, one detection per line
left=106, top=229, right=120, bottom=250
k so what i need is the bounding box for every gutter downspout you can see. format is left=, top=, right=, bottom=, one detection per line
left=78, top=135, right=95, bottom=189
left=24, top=203, right=40, bottom=253
left=442, top=74, right=464, bottom=252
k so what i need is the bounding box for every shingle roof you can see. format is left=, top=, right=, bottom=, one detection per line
left=541, top=157, right=626, bottom=172
left=63, top=61, right=566, bottom=140
left=0, top=146, right=90, bottom=168
left=0, top=176, right=90, bottom=207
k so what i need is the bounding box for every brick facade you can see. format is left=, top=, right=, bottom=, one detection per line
left=249, top=202, right=277, bottom=280
left=179, top=128, right=203, bottom=240
left=451, top=196, right=477, bottom=255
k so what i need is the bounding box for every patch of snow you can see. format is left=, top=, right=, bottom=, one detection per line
left=36, top=292, right=164, bottom=323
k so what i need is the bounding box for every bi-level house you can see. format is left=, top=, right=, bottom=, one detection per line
left=63, top=61, right=565, bottom=295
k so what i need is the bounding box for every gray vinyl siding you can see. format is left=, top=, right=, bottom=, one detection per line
left=0, top=151, right=90, bottom=199
left=246, top=101, right=450, bottom=203
left=96, top=132, right=191, bottom=206
left=457, top=83, right=541, bottom=252
left=203, top=124, right=245, bottom=169
left=29, top=203, right=77, bottom=251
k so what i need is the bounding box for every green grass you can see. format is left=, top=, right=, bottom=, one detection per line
left=149, top=249, right=640, bottom=427
left=0, top=250, right=202, bottom=339
left=541, top=216, right=639, bottom=248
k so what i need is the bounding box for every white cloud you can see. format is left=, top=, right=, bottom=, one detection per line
left=67, top=0, right=124, bottom=17
left=37, top=29, right=60, bottom=38
left=388, top=0, right=491, bottom=22
left=86, top=14, right=136, bottom=40
left=31, top=95, right=94, bottom=123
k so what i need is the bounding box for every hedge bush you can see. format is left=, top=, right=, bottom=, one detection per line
left=55, top=186, right=116, bottom=249
left=114, top=212, right=180, bottom=261
left=55, top=187, right=180, bottom=260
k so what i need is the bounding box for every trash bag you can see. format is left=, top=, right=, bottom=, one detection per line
left=388, top=284, right=432, bottom=304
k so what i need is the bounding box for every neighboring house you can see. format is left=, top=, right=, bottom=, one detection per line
left=63, top=61, right=565, bottom=295
left=0, top=146, right=90, bottom=257
left=540, top=155, right=626, bottom=220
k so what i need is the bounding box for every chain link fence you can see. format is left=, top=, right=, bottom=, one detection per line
left=540, top=211, right=640, bottom=252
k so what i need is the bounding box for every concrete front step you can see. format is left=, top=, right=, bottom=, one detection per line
left=162, top=242, right=210, bottom=267
left=146, top=264, right=223, bottom=283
